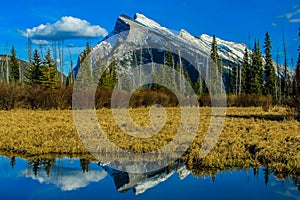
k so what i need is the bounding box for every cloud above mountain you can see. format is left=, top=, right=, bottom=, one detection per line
left=22, top=16, right=108, bottom=41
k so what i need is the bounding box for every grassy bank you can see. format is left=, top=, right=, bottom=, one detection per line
left=0, top=107, right=299, bottom=176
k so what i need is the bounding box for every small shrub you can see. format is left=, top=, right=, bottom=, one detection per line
left=262, top=95, right=273, bottom=112
left=95, top=87, right=113, bottom=109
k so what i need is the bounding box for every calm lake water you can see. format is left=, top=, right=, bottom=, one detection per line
left=0, top=156, right=299, bottom=200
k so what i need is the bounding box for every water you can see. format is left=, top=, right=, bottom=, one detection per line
left=0, top=156, right=299, bottom=200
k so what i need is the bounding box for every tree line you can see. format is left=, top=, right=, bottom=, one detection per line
left=0, top=29, right=299, bottom=110
left=202, top=31, right=298, bottom=108
left=0, top=45, right=74, bottom=110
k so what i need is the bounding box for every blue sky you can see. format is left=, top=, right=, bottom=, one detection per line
left=0, top=0, right=299, bottom=73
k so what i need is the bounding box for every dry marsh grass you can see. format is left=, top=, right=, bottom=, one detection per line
left=0, top=107, right=299, bottom=175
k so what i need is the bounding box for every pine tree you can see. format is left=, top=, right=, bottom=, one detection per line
left=192, top=77, right=204, bottom=95
left=164, top=44, right=177, bottom=91
left=165, top=44, right=174, bottom=69
left=98, top=57, right=117, bottom=88
left=211, top=35, right=221, bottom=71
left=163, top=44, right=176, bottom=88
left=39, top=49, right=58, bottom=89
left=209, top=35, right=222, bottom=94
left=80, top=42, right=92, bottom=64
left=9, top=46, right=20, bottom=83
left=250, top=40, right=264, bottom=94
left=241, top=48, right=250, bottom=94
left=263, top=32, right=277, bottom=98
left=25, top=49, right=42, bottom=85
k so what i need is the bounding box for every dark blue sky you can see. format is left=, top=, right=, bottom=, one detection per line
left=0, top=0, right=299, bottom=70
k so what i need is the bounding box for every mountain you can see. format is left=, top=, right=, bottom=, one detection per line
left=75, top=13, right=290, bottom=85
left=0, top=54, right=30, bottom=82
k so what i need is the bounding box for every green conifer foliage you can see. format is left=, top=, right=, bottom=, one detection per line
left=241, top=48, right=250, bottom=94
left=39, top=49, right=58, bottom=89
left=25, top=49, right=42, bottom=85
left=9, top=46, right=20, bottom=83
left=250, top=40, right=264, bottom=94
left=263, top=32, right=277, bottom=98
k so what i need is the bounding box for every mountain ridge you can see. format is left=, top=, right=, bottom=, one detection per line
left=75, top=13, right=290, bottom=82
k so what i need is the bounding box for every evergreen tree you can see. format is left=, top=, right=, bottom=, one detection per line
left=9, top=46, right=20, bottom=83
left=250, top=40, right=264, bottom=94
left=209, top=35, right=222, bottom=94
left=263, top=32, right=277, bottom=98
left=25, top=49, right=42, bottom=85
left=39, top=49, right=58, bottom=89
left=164, top=44, right=177, bottom=91
left=98, top=57, right=118, bottom=88
left=241, top=48, right=250, bottom=94
left=165, top=44, right=174, bottom=69
left=192, top=77, right=203, bottom=95
left=80, top=42, right=92, bottom=64
left=211, top=35, right=221, bottom=71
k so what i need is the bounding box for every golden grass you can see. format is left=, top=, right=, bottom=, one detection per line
left=0, top=107, right=299, bottom=175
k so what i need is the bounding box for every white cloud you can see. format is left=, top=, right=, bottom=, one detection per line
left=32, top=39, right=51, bottom=45
left=289, top=18, right=300, bottom=23
left=279, top=9, right=300, bottom=19
left=22, top=16, right=108, bottom=41
left=271, top=23, right=277, bottom=27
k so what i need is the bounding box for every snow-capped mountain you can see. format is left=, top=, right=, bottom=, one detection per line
left=96, top=13, right=247, bottom=64
left=75, top=13, right=289, bottom=81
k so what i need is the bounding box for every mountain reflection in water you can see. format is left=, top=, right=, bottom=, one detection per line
left=0, top=155, right=299, bottom=200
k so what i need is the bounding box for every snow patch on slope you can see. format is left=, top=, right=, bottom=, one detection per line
left=200, top=34, right=247, bottom=62
left=134, top=13, right=174, bottom=36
